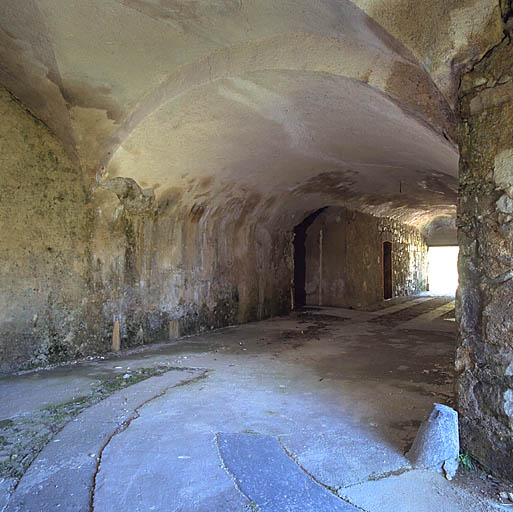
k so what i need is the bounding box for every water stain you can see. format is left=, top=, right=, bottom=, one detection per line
left=61, top=79, right=123, bottom=122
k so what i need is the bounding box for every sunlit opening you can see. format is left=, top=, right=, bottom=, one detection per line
left=428, top=246, right=459, bottom=296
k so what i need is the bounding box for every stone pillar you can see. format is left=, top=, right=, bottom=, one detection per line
left=457, top=36, right=513, bottom=479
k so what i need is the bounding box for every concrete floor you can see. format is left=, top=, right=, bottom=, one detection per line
left=1, top=296, right=509, bottom=511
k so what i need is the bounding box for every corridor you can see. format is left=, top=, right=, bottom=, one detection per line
left=2, top=295, right=506, bottom=511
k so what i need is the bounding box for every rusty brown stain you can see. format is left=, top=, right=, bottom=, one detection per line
left=189, top=203, right=206, bottom=223
left=157, top=186, right=185, bottom=211
left=198, top=175, right=214, bottom=189
left=385, top=61, right=457, bottom=142
left=291, top=170, right=358, bottom=199
left=234, top=192, right=262, bottom=233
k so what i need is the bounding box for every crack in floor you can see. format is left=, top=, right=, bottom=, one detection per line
left=1, top=366, right=207, bottom=512
left=215, top=432, right=255, bottom=507
left=341, top=466, right=413, bottom=489
left=276, top=437, right=372, bottom=512
left=215, top=431, right=371, bottom=512
left=89, top=369, right=210, bottom=512
left=1, top=297, right=467, bottom=511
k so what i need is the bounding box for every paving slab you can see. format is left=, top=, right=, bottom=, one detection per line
left=283, top=428, right=411, bottom=489
left=311, top=307, right=375, bottom=322
left=370, top=297, right=431, bottom=317
left=339, top=470, right=495, bottom=512
left=0, top=478, right=15, bottom=511
left=3, top=368, right=205, bottom=512
left=1, top=298, right=482, bottom=512
left=217, top=432, right=358, bottom=511
left=89, top=355, right=416, bottom=511
left=94, top=431, right=249, bottom=512
left=0, top=344, right=211, bottom=419
left=399, top=301, right=456, bottom=332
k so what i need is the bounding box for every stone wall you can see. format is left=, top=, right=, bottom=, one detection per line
left=303, top=207, right=427, bottom=307
left=0, top=85, right=293, bottom=371
left=90, top=182, right=293, bottom=350
left=457, top=31, right=513, bottom=479
left=0, top=86, right=93, bottom=370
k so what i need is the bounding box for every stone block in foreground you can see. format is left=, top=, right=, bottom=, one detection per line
left=407, top=404, right=459, bottom=480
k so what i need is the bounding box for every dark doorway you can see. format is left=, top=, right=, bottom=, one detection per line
left=293, top=208, right=326, bottom=308
left=383, top=241, right=393, bottom=299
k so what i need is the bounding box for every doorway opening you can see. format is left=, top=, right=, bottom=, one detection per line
left=383, top=241, right=393, bottom=299
left=427, top=246, right=459, bottom=295
left=293, top=208, right=326, bottom=308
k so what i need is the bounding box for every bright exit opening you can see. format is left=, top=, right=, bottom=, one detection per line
left=427, top=246, right=459, bottom=296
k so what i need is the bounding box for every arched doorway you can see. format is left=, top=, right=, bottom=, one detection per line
left=383, top=241, right=393, bottom=300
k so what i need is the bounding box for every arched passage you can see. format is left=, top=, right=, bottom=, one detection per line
left=0, top=0, right=511, bottom=487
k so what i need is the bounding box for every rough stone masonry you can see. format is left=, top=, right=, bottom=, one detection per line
left=457, top=8, right=513, bottom=479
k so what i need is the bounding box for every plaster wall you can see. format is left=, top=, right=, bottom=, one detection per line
left=303, top=207, right=427, bottom=307
left=90, top=186, right=293, bottom=350
left=0, top=86, right=92, bottom=370
left=0, top=84, right=293, bottom=371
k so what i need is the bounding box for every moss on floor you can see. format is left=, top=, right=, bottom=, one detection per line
left=0, top=365, right=186, bottom=480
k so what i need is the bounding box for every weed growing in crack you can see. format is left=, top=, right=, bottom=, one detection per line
left=458, top=450, right=475, bottom=471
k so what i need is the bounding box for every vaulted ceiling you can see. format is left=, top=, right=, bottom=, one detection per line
left=0, top=0, right=502, bottom=234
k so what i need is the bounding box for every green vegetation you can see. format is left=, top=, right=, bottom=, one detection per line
left=0, top=365, right=175, bottom=480
left=458, top=450, right=475, bottom=471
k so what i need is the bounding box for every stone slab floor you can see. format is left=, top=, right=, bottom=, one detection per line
left=1, top=296, right=511, bottom=511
